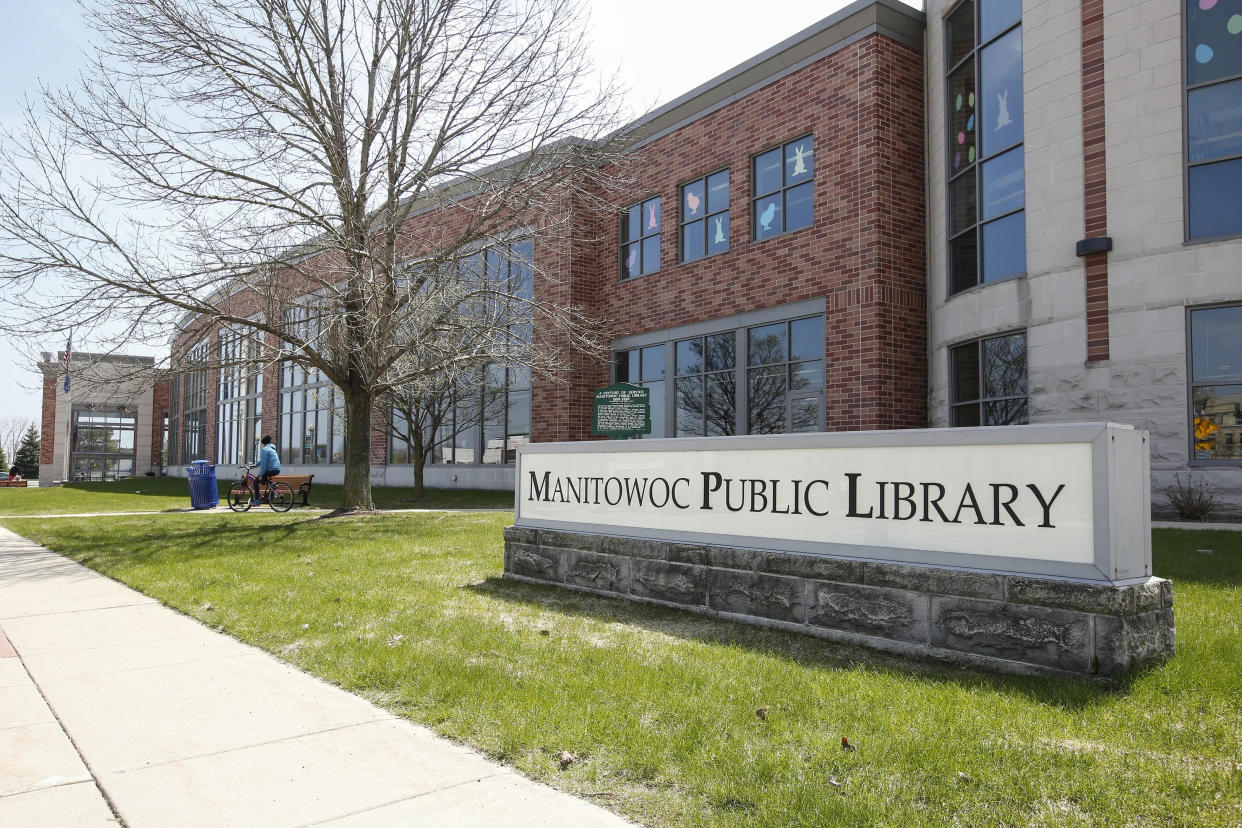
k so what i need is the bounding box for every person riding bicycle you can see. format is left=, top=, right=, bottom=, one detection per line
left=251, top=435, right=281, bottom=505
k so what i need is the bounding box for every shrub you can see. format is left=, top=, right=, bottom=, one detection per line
left=1163, top=474, right=1219, bottom=522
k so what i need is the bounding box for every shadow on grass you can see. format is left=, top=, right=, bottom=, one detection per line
left=466, top=575, right=1142, bottom=709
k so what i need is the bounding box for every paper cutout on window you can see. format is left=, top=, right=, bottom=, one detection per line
left=967, top=114, right=974, bottom=132
left=647, top=204, right=658, bottom=229
left=714, top=216, right=725, bottom=244
left=1196, top=43, right=1215, bottom=63
left=1230, top=15, right=1242, bottom=35
left=1199, top=0, right=1217, bottom=10
left=792, top=144, right=808, bottom=176
left=626, top=247, right=638, bottom=272
left=686, top=190, right=700, bottom=216
left=759, top=201, right=776, bottom=232
left=996, top=90, right=1012, bottom=130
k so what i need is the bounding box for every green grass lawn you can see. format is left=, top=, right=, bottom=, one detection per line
left=2, top=513, right=1239, bottom=827
left=0, top=476, right=512, bottom=515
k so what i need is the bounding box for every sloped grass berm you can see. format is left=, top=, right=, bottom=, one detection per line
left=2, top=513, right=1239, bottom=827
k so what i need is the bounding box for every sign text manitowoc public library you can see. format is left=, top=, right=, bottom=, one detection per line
left=517, top=438, right=1108, bottom=566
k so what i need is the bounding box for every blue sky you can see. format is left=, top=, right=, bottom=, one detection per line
left=0, top=0, right=921, bottom=423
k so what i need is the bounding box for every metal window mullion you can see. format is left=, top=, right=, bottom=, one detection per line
left=1188, top=151, right=1242, bottom=168
left=735, top=328, right=747, bottom=435
left=1186, top=71, right=1242, bottom=92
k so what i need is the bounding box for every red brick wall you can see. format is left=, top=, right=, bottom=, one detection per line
left=535, top=33, right=926, bottom=442
left=150, top=380, right=170, bottom=469
left=40, top=373, right=56, bottom=465
left=1081, top=0, right=1110, bottom=362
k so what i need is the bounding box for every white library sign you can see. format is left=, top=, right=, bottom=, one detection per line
left=515, top=423, right=1152, bottom=583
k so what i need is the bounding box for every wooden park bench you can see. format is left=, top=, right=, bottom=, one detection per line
left=271, top=474, right=314, bottom=507
left=0, top=480, right=28, bottom=487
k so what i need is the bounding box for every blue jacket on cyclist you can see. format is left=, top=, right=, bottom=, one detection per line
left=251, top=435, right=281, bottom=503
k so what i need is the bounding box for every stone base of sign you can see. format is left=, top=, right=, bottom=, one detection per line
left=503, top=527, right=1175, bottom=682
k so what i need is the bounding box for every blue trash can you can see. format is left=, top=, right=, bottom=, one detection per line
left=185, top=460, right=219, bottom=510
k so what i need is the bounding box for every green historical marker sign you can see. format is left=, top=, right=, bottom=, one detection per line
left=592, top=382, right=651, bottom=438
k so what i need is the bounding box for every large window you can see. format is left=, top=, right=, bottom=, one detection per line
left=388, top=240, right=534, bottom=465
left=279, top=362, right=342, bottom=465
left=946, top=0, right=1025, bottom=294
left=216, top=328, right=263, bottom=467
left=1189, top=304, right=1242, bottom=462
left=616, top=311, right=825, bottom=439
left=182, top=340, right=209, bottom=461
left=950, top=331, right=1028, bottom=426
left=681, top=170, right=730, bottom=262
left=620, top=196, right=661, bottom=279
left=167, top=374, right=180, bottom=467
left=72, top=409, right=136, bottom=481
left=752, top=135, right=813, bottom=241
left=1186, top=0, right=1242, bottom=240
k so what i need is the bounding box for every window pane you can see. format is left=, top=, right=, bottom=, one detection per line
left=982, top=333, right=1028, bottom=398
left=790, top=316, right=824, bottom=361
left=623, top=242, right=641, bottom=278
left=1187, top=1, right=1242, bottom=85
left=1189, top=158, right=1242, bottom=239
left=1188, top=79, right=1242, bottom=163
left=980, top=0, right=1021, bottom=42
left=981, top=146, right=1025, bottom=219
left=754, top=148, right=782, bottom=196
left=953, top=403, right=982, bottom=427
left=707, top=212, right=729, bottom=255
left=948, top=59, right=977, bottom=172
left=641, top=234, right=661, bottom=274
left=984, top=399, right=1028, bottom=426
left=748, top=323, right=787, bottom=365
left=980, top=27, right=1023, bottom=158
left=676, top=338, right=703, bottom=376
left=682, top=221, right=705, bottom=262
left=946, top=0, right=975, bottom=67
left=748, top=367, right=787, bottom=434
left=647, top=381, right=666, bottom=438
left=614, top=350, right=633, bottom=383
left=675, top=376, right=705, bottom=436
left=785, top=182, right=813, bottom=232
left=791, top=360, right=824, bottom=393
left=683, top=179, right=705, bottom=220
left=1192, top=384, right=1242, bottom=460
left=785, top=137, right=813, bottom=184
left=641, top=345, right=665, bottom=382
left=705, top=333, right=735, bottom=372
left=949, top=168, right=977, bottom=236
left=643, top=197, right=661, bottom=233
left=981, top=210, right=1026, bottom=282
left=791, top=397, right=821, bottom=433
left=705, top=373, right=736, bottom=436
left=707, top=169, right=730, bottom=213
left=625, top=206, right=641, bottom=243
left=951, top=343, right=980, bottom=404
left=1192, top=305, right=1242, bottom=382
left=950, top=232, right=979, bottom=294
left=754, top=196, right=782, bottom=239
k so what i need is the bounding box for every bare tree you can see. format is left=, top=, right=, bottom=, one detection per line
left=0, top=0, right=626, bottom=509
left=0, top=418, right=35, bottom=469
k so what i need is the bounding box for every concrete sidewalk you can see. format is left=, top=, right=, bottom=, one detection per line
left=0, top=527, right=632, bottom=827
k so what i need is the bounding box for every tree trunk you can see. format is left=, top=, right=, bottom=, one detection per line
left=342, top=390, right=375, bottom=510
left=412, top=430, right=426, bottom=499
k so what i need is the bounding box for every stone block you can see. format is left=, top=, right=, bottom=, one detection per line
left=1094, top=609, right=1176, bottom=679
left=1005, top=577, right=1135, bottom=615
left=535, top=529, right=600, bottom=554
left=563, top=551, right=629, bottom=595
left=1158, top=579, right=1173, bottom=610
left=864, top=563, right=1004, bottom=600
left=808, top=582, right=928, bottom=644
left=665, top=544, right=710, bottom=566
left=931, top=597, right=1091, bottom=672
left=503, top=526, right=538, bottom=546
left=761, top=550, right=864, bottom=584
left=597, top=535, right=666, bottom=561
left=707, top=570, right=807, bottom=625
left=702, top=545, right=765, bottom=573
left=506, top=543, right=562, bottom=583
left=630, top=560, right=708, bottom=607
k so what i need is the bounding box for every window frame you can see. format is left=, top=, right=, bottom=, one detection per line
left=750, top=134, right=815, bottom=243
left=216, top=327, right=264, bottom=468
left=619, top=195, right=662, bottom=281
left=948, top=330, right=1029, bottom=427
left=1186, top=302, right=1242, bottom=466
left=1182, top=1, right=1242, bottom=243
left=181, top=339, right=210, bottom=461
left=679, top=168, right=730, bottom=263
left=944, top=0, right=1026, bottom=297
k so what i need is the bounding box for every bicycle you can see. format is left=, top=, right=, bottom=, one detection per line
left=227, top=464, right=294, bottom=513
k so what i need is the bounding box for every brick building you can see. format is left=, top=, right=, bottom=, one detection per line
left=44, top=0, right=1242, bottom=514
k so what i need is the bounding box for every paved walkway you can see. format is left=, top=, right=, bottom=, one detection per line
left=0, top=526, right=631, bottom=827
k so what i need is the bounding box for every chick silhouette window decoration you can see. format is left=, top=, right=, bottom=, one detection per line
left=752, top=135, right=813, bottom=241
left=680, top=169, right=730, bottom=262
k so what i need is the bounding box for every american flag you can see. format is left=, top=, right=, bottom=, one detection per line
left=62, top=333, right=72, bottom=394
